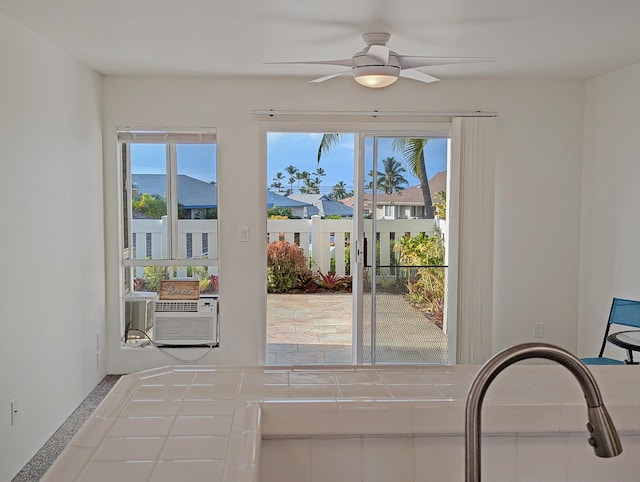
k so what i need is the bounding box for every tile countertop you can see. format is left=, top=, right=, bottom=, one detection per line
left=42, top=364, right=640, bottom=482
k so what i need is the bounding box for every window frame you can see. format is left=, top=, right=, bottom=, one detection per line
left=118, top=127, right=219, bottom=294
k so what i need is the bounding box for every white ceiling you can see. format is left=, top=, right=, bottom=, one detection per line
left=2, top=0, right=640, bottom=82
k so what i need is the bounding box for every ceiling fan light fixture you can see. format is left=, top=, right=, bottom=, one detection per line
left=353, top=65, right=399, bottom=88
left=354, top=74, right=398, bottom=88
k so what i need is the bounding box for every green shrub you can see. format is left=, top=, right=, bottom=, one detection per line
left=268, top=206, right=298, bottom=219
left=394, top=232, right=445, bottom=324
left=141, top=265, right=170, bottom=292
left=267, top=240, right=310, bottom=293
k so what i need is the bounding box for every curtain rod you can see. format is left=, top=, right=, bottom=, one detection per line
left=252, top=109, right=497, bottom=118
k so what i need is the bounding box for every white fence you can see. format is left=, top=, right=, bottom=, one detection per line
left=131, top=216, right=440, bottom=277
left=266, top=216, right=439, bottom=276
left=132, top=218, right=219, bottom=261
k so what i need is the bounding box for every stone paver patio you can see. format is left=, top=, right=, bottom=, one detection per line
left=267, top=292, right=448, bottom=365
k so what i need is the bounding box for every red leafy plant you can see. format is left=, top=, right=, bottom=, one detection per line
left=316, top=271, right=352, bottom=292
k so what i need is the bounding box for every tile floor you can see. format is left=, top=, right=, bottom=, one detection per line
left=267, top=293, right=352, bottom=365
left=266, top=292, right=448, bottom=365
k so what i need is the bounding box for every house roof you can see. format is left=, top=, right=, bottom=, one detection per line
left=132, top=174, right=217, bottom=209
left=377, top=172, right=447, bottom=206
left=288, top=194, right=354, bottom=218
left=267, top=191, right=311, bottom=209
left=341, top=171, right=447, bottom=208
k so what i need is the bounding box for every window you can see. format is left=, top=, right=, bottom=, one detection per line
left=119, top=128, right=218, bottom=343
left=411, top=206, right=425, bottom=218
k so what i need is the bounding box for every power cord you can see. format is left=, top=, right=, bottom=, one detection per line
left=122, top=328, right=216, bottom=363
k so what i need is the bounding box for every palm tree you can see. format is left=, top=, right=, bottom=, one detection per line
left=285, top=165, right=298, bottom=194
left=317, top=134, right=340, bottom=163
left=393, top=138, right=434, bottom=219
left=376, top=156, right=409, bottom=194
left=271, top=171, right=285, bottom=193
left=307, top=177, right=320, bottom=194
left=330, top=180, right=349, bottom=200
left=296, top=170, right=310, bottom=193
left=318, top=134, right=434, bottom=217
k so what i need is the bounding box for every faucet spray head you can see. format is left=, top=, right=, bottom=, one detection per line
left=587, top=405, right=623, bottom=457
left=466, top=343, right=624, bottom=481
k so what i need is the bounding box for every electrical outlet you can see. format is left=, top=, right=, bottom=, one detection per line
left=533, top=322, right=544, bottom=338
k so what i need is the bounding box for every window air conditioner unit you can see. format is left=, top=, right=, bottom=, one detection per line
left=124, top=292, right=156, bottom=341
left=154, top=298, right=218, bottom=346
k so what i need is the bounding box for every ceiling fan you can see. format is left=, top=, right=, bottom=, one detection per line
left=269, top=32, right=494, bottom=88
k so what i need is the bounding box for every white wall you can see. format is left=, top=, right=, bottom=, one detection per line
left=579, top=62, right=640, bottom=357
left=0, top=14, right=104, bottom=481
left=102, top=75, right=586, bottom=372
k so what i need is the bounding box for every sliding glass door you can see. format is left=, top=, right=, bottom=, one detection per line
left=354, top=135, right=449, bottom=364
left=265, top=128, right=450, bottom=365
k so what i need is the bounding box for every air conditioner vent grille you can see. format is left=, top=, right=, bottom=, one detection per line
left=155, top=301, right=199, bottom=312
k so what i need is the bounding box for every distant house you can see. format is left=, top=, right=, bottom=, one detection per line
left=267, top=191, right=312, bottom=218
left=341, top=171, right=446, bottom=219
left=287, top=193, right=354, bottom=218
left=132, top=173, right=217, bottom=219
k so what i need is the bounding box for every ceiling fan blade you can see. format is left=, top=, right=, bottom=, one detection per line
left=399, top=69, right=440, bottom=84
left=310, top=71, right=352, bottom=83
left=265, top=59, right=354, bottom=68
left=366, top=44, right=390, bottom=65
left=399, top=56, right=494, bottom=69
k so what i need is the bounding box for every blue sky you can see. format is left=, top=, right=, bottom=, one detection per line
left=131, top=144, right=217, bottom=183
left=267, top=133, right=448, bottom=194
left=130, top=135, right=448, bottom=192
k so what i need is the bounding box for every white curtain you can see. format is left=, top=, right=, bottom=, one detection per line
left=450, top=117, right=497, bottom=364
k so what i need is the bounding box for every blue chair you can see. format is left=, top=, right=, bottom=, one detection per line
left=582, top=297, right=640, bottom=365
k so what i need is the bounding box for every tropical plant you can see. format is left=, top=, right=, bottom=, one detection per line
left=316, top=271, right=352, bottom=292
left=394, top=232, right=445, bottom=325
left=296, top=170, right=311, bottom=193
left=138, top=263, right=213, bottom=293
left=141, top=265, right=170, bottom=292
left=295, top=270, right=320, bottom=292
left=330, top=180, right=349, bottom=200
left=268, top=206, right=295, bottom=218
left=393, top=138, right=434, bottom=218
left=317, top=133, right=340, bottom=163
left=306, top=167, right=325, bottom=194
left=285, top=165, right=298, bottom=193
left=432, top=190, right=446, bottom=220
left=199, top=274, right=219, bottom=294
left=340, top=275, right=353, bottom=292
left=395, top=232, right=444, bottom=269
left=306, top=176, right=321, bottom=194
left=376, top=156, right=409, bottom=194
left=271, top=172, right=286, bottom=193
left=318, top=134, right=433, bottom=216
left=132, top=193, right=166, bottom=219
left=266, top=240, right=310, bottom=293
